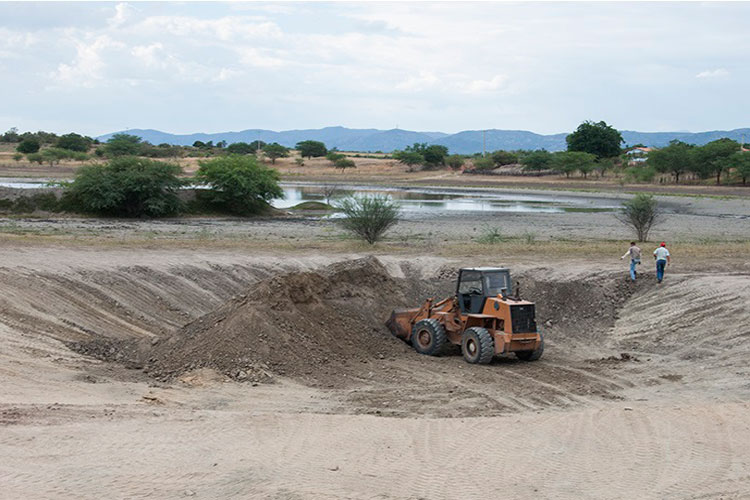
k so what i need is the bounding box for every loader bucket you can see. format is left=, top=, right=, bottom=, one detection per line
left=386, top=308, right=417, bottom=340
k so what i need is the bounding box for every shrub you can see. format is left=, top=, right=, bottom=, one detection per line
left=334, top=158, right=356, bottom=172
left=476, top=226, right=505, bottom=244
left=226, top=142, right=256, bottom=155
left=17, top=139, right=40, bottom=154
left=491, top=150, right=519, bottom=167
left=624, top=165, right=657, bottom=183
left=337, top=195, right=400, bottom=244
left=471, top=157, right=495, bottom=171
left=12, top=153, right=22, bottom=162
left=56, top=133, right=92, bottom=152
left=617, top=193, right=661, bottom=242
left=446, top=154, right=465, bottom=170
left=195, top=155, right=283, bottom=215
left=63, top=157, right=184, bottom=217
left=103, top=134, right=143, bottom=157
left=26, top=153, right=43, bottom=164
left=294, top=157, right=305, bottom=167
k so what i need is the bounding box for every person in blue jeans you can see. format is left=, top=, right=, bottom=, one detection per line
left=620, top=242, right=642, bottom=281
left=653, top=242, right=671, bottom=283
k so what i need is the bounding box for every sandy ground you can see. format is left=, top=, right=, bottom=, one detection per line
left=1, top=187, right=749, bottom=499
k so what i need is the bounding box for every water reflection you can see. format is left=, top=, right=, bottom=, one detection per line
left=274, top=184, right=618, bottom=214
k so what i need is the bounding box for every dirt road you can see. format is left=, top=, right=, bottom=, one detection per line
left=1, top=246, right=749, bottom=499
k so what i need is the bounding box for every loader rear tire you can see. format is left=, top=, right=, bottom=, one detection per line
left=411, top=319, right=447, bottom=356
left=461, top=327, right=494, bottom=364
left=515, top=332, right=544, bottom=361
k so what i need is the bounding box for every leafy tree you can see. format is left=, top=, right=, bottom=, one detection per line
left=41, top=148, right=75, bottom=166
left=195, top=155, right=283, bottom=215
left=392, top=150, right=424, bottom=171
left=471, top=157, right=495, bottom=171
left=296, top=140, right=327, bottom=158
left=251, top=140, right=266, bottom=151
left=727, top=151, right=750, bottom=185
left=491, top=150, right=519, bottom=167
left=21, top=130, right=58, bottom=144
left=104, top=134, right=143, bottom=157
left=422, top=145, right=448, bottom=166
left=566, top=120, right=623, bottom=159
left=521, top=150, right=553, bottom=171
left=647, top=140, right=695, bottom=183
left=553, top=151, right=597, bottom=178
left=334, top=158, right=356, bottom=172
left=325, top=150, right=345, bottom=167
left=56, top=133, right=92, bottom=152
left=63, top=157, right=184, bottom=217
left=693, top=138, right=740, bottom=184
left=226, top=142, right=256, bottom=155
left=446, top=154, right=465, bottom=170
left=17, top=139, right=40, bottom=154
left=2, top=128, right=21, bottom=142
left=216, top=140, right=227, bottom=149
left=338, top=195, right=400, bottom=244
left=617, top=193, right=662, bottom=242
left=193, top=140, right=206, bottom=148
left=26, top=153, right=43, bottom=164
left=263, top=142, right=290, bottom=164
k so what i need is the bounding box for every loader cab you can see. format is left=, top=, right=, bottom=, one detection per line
left=456, top=267, right=513, bottom=314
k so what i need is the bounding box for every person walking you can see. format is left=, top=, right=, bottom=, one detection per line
left=620, top=242, right=642, bottom=281
left=653, top=242, right=671, bottom=283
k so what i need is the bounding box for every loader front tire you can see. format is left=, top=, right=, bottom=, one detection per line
left=411, top=319, right=447, bottom=356
left=461, top=327, right=494, bottom=364
left=515, top=332, right=544, bottom=361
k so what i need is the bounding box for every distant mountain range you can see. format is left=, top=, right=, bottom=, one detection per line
left=97, top=126, right=750, bottom=154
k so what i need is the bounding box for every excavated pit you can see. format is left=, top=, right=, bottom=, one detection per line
left=115, top=258, right=650, bottom=392
left=32, top=255, right=742, bottom=416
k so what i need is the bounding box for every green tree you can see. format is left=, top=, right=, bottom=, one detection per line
left=195, top=155, right=283, bottom=215
left=41, top=148, right=74, bottom=166
left=26, top=153, right=44, bottom=164
left=422, top=144, right=448, bottom=167
left=63, top=157, right=184, bottom=217
left=326, top=150, right=346, bottom=166
left=17, top=139, right=40, bottom=154
left=193, top=140, right=206, bottom=148
left=3, top=128, right=21, bottom=142
left=56, top=133, right=92, bottom=152
left=693, top=138, right=740, bottom=185
left=263, top=142, right=290, bottom=164
left=471, top=157, right=495, bottom=171
left=491, top=150, right=519, bottom=167
left=521, top=150, right=553, bottom=171
left=104, top=134, right=143, bottom=157
left=338, top=195, right=400, bottom=244
left=226, top=142, right=256, bottom=155
left=647, top=140, right=695, bottom=183
left=617, top=193, right=662, bottom=242
left=392, top=150, right=424, bottom=171
left=553, top=151, right=597, bottom=178
left=334, top=158, right=356, bottom=172
left=727, top=151, right=750, bottom=185
left=566, top=120, right=623, bottom=159
left=296, top=140, right=327, bottom=158
left=446, top=154, right=465, bottom=170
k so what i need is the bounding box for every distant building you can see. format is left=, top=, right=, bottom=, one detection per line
left=624, top=146, right=653, bottom=165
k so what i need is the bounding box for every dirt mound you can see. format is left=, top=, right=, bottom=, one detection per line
left=146, top=257, right=418, bottom=386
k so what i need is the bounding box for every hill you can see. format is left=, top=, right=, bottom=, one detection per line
left=98, top=126, right=750, bottom=154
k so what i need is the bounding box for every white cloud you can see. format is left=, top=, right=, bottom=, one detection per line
left=695, top=68, right=729, bottom=79
left=396, top=71, right=439, bottom=91
left=461, top=75, right=509, bottom=94
left=108, top=3, right=137, bottom=28
left=52, top=35, right=124, bottom=88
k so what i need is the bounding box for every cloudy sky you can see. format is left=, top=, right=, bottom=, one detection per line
left=1, top=1, right=748, bottom=136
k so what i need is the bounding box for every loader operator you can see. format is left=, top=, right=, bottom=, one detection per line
left=620, top=242, right=641, bottom=282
